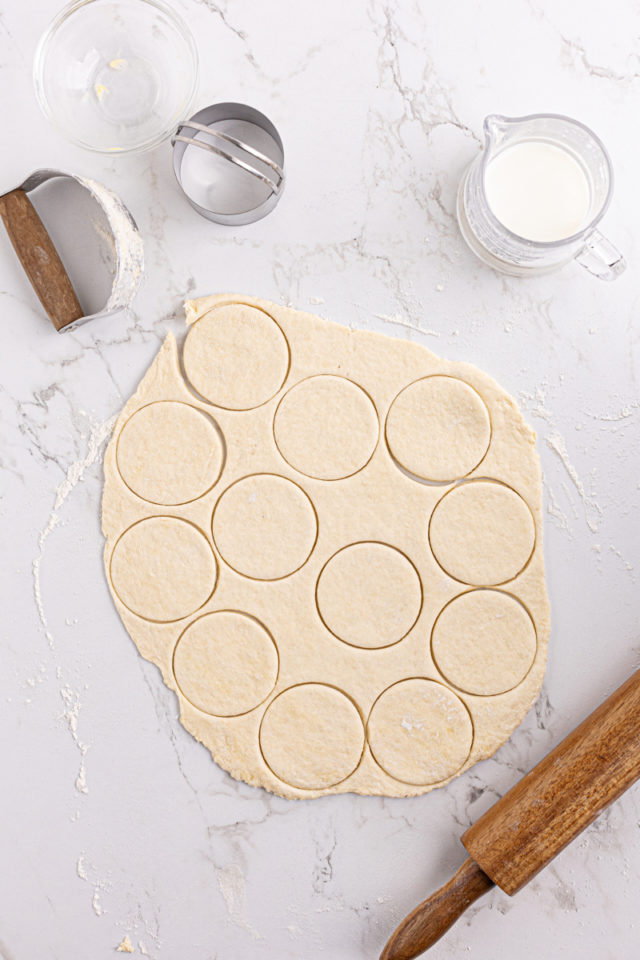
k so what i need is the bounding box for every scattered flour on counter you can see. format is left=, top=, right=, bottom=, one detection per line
left=77, top=854, right=88, bottom=880
left=60, top=685, right=90, bottom=795
left=33, top=514, right=60, bottom=649
left=217, top=863, right=262, bottom=941
left=90, top=876, right=111, bottom=918
left=546, top=432, right=603, bottom=533
left=25, top=663, right=48, bottom=689
left=309, top=296, right=325, bottom=305
left=32, top=416, right=115, bottom=796
left=519, top=385, right=553, bottom=423
left=585, top=399, right=640, bottom=422
left=543, top=478, right=573, bottom=538
left=376, top=313, right=440, bottom=337
left=609, top=545, right=635, bottom=581
left=54, top=416, right=116, bottom=511
left=92, top=888, right=103, bottom=917
left=32, top=416, right=116, bottom=651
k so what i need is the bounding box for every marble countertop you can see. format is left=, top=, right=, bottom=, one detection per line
left=2, top=1, right=640, bottom=957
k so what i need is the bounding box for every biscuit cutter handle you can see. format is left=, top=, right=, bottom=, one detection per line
left=0, top=188, right=83, bottom=331
left=380, top=666, right=640, bottom=959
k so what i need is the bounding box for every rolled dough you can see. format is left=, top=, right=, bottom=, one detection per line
left=102, top=295, right=550, bottom=799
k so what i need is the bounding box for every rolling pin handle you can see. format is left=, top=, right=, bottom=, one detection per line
left=379, top=857, right=494, bottom=960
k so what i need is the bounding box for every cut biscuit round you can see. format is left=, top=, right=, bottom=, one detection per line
left=110, top=517, right=217, bottom=621
left=429, top=480, right=535, bottom=585
left=316, top=542, right=422, bottom=649
left=260, top=683, right=365, bottom=789
left=367, top=678, right=472, bottom=785
left=386, top=375, right=491, bottom=482
left=174, top=611, right=279, bottom=716
left=116, top=401, right=224, bottom=505
left=274, top=375, right=379, bottom=480
left=183, top=303, right=289, bottom=409
left=431, top=589, right=536, bottom=696
left=213, top=474, right=317, bottom=580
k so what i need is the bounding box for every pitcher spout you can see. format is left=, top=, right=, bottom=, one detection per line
left=482, top=114, right=517, bottom=150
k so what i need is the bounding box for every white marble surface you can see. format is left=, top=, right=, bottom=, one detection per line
left=2, top=1, right=640, bottom=957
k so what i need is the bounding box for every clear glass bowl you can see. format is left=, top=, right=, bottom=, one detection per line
left=33, top=0, right=198, bottom=154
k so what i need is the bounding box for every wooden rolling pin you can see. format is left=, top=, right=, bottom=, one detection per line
left=380, top=666, right=640, bottom=960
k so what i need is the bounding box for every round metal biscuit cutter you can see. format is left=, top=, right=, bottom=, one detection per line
left=172, top=102, right=285, bottom=225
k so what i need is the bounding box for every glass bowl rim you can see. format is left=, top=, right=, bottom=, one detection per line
left=33, top=0, right=199, bottom=155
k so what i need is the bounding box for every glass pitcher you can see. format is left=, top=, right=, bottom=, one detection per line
left=457, top=113, right=626, bottom=280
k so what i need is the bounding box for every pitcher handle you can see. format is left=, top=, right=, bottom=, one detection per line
left=575, top=230, right=626, bottom=281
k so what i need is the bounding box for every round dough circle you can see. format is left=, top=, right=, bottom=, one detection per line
left=116, top=401, right=224, bottom=505
left=183, top=303, right=289, bottom=409
left=213, top=474, right=317, bottom=580
left=173, top=611, right=279, bottom=716
left=432, top=589, right=537, bottom=695
left=429, top=480, right=535, bottom=585
left=367, top=679, right=472, bottom=785
left=110, top=517, right=217, bottom=621
left=260, top=684, right=365, bottom=789
left=316, top=542, right=422, bottom=648
left=274, top=375, right=379, bottom=480
left=386, top=376, right=491, bottom=481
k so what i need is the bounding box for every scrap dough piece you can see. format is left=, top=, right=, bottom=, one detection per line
left=102, top=294, right=550, bottom=800
left=117, top=401, right=224, bottom=505
left=212, top=474, right=317, bottom=580
left=429, top=480, right=535, bottom=585
left=274, top=375, right=379, bottom=480
left=432, top=589, right=536, bottom=695
left=386, top=376, right=491, bottom=481
left=174, top=611, right=278, bottom=716
left=110, top=516, right=217, bottom=621
left=367, top=679, right=473, bottom=785
left=260, top=684, right=365, bottom=789
left=183, top=302, right=289, bottom=409
left=316, top=542, right=422, bottom=648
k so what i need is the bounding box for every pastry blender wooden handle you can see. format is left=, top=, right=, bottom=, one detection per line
left=0, top=188, right=83, bottom=331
